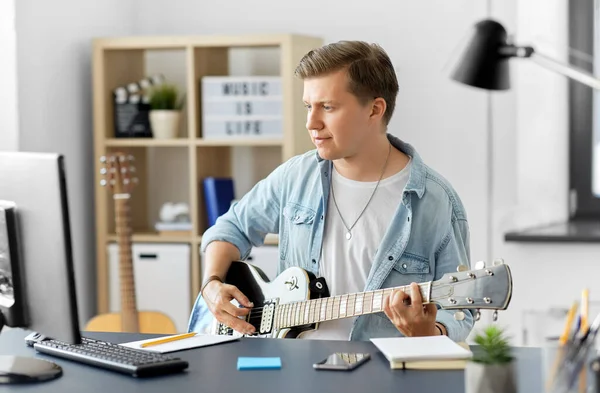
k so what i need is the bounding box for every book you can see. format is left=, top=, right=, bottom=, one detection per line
left=202, top=177, right=235, bottom=227
left=370, top=335, right=473, bottom=370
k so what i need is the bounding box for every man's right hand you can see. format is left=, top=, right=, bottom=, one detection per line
left=202, top=281, right=256, bottom=335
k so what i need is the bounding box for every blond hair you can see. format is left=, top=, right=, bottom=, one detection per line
left=294, top=40, right=399, bottom=125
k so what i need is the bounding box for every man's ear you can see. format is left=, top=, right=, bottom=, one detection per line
left=370, top=97, right=387, bottom=122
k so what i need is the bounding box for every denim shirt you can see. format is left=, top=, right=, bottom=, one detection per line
left=189, top=134, right=474, bottom=342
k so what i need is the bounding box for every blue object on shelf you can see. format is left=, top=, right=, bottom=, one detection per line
left=203, top=177, right=235, bottom=227
left=237, top=357, right=281, bottom=370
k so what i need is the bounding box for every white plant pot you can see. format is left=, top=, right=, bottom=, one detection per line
left=150, top=110, right=180, bottom=139
left=465, top=362, right=517, bottom=393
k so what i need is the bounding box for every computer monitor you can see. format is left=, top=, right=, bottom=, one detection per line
left=0, top=152, right=81, bottom=383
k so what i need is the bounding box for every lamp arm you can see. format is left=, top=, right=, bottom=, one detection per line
left=500, top=43, right=600, bottom=91
left=529, top=51, right=600, bottom=91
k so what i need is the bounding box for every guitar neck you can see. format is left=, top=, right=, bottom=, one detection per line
left=114, top=195, right=139, bottom=333
left=273, top=282, right=431, bottom=330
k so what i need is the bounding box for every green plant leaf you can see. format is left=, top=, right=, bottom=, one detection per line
left=470, top=325, right=514, bottom=365
left=149, top=84, right=182, bottom=110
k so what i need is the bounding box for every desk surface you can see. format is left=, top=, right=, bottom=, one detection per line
left=1, top=329, right=542, bottom=393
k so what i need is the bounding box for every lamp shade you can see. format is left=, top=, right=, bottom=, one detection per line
left=451, top=19, right=511, bottom=90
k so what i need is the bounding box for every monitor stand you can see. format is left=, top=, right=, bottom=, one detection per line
left=0, top=315, right=63, bottom=384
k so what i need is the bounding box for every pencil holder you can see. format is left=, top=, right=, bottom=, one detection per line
left=545, top=337, right=598, bottom=393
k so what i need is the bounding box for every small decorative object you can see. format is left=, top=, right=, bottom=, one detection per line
left=148, top=84, right=185, bottom=139
left=155, top=202, right=192, bottom=236
left=465, top=325, right=517, bottom=393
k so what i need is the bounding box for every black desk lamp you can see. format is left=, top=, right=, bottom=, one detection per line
left=451, top=18, right=600, bottom=91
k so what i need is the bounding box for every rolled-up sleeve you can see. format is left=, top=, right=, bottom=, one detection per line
left=200, top=158, right=291, bottom=260
left=434, top=217, right=475, bottom=342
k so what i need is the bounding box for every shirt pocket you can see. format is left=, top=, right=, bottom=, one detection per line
left=280, top=202, right=316, bottom=263
left=391, top=252, right=431, bottom=283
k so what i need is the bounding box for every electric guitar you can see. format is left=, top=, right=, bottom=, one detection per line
left=85, top=152, right=177, bottom=334
left=210, top=260, right=512, bottom=338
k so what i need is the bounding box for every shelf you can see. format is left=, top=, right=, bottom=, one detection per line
left=103, top=138, right=285, bottom=147
left=194, top=233, right=279, bottom=246
left=105, top=138, right=191, bottom=147
left=93, top=34, right=321, bottom=50
left=196, top=138, right=284, bottom=147
left=505, top=220, right=600, bottom=243
left=107, top=232, right=194, bottom=243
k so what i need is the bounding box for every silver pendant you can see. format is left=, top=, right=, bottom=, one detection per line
left=346, top=232, right=352, bottom=240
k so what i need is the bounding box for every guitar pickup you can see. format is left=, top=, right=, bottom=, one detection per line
left=257, top=299, right=277, bottom=335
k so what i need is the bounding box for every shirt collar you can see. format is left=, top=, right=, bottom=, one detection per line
left=315, top=133, right=426, bottom=199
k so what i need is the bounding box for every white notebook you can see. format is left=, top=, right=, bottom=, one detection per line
left=370, top=335, right=473, bottom=362
left=119, top=334, right=238, bottom=354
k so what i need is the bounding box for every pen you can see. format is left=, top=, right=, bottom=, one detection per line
left=580, top=288, right=589, bottom=335
left=546, top=301, right=579, bottom=391
left=140, top=332, right=197, bottom=348
left=560, top=301, right=579, bottom=345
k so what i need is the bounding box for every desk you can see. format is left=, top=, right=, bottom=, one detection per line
left=1, top=329, right=542, bottom=393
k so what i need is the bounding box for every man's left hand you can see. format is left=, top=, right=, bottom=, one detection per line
left=383, top=282, right=439, bottom=337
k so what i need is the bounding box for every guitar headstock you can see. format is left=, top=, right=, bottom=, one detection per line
left=99, top=153, right=138, bottom=195
left=431, top=259, right=513, bottom=321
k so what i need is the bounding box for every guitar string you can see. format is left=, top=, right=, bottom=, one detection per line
left=240, top=286, right=434, bottom=318
left=242, top=289, right=421, bottom=327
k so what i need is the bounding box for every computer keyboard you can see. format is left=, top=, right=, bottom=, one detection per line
left=33, top=336, right=189, bottom=377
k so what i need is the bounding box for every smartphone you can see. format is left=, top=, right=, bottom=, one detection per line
left=313, top=352, right=370, bottom=371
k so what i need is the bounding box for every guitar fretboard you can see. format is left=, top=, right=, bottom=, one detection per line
left=115, top=195, right=139, bottom=333
left=273, top=283, right=430, bottom=329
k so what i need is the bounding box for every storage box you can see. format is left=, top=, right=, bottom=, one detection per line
left=202, top=116, right=283, bottom=139
left=108, top=243, right=191, bottom=333
left=201, top=76, right=282, bottom=99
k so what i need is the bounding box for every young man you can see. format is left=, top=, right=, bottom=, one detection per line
left=189, top=41, right=474, bottom=342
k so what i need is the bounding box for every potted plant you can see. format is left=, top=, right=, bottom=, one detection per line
left=148, top=84, right=184, bottom=139
left=465, top=325, right=517, bottom=393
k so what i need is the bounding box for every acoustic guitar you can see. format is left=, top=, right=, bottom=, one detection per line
left=85, top=152, right=177, bottom=334
left=208, top=260, right=512, bottom=338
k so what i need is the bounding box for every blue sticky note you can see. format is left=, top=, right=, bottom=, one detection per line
left=237, top=357, right=281, bottom=370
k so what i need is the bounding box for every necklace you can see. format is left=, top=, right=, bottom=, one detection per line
left=330, top=143, right=392, bottom=240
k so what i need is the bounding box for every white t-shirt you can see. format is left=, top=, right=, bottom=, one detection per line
left=300, top=158, right=411, bottom=340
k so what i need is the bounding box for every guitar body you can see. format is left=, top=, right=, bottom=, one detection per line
left=210, top=261, right=327, bottom=338
left=85, top=311, right=177, bottom=334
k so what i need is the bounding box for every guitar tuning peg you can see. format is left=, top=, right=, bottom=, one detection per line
left=493, top=310, right=498, bottom=322
left=100, top=179, right=107, bottom=187
left=493, top=258, right=504, bottom=266
left=129, top=167, right=136, bottom=173
left=457, top=265, right=468, bottom=272
left=475, top=310, right=481, bottom=321
left=123, top=179, right=130, bottom=185
left=454, top=311, right=466, bottom=321
left=99, top=156, right=106, bottom=163
left=475, top=261, right=486, bottom=270
left=100, top=168, right=107, bottom=175
left=128, top=155, right=135, bottom=161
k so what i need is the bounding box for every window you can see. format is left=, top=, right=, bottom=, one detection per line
left=570, top=0, right=600, bottom=219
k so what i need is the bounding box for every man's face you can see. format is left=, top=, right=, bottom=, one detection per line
left=302, top=69, right=378, bottom=161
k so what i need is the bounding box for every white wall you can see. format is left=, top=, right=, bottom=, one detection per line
left=0, top=0, right=19, bottom=152
left=14, top=0, right=136, bottom=326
